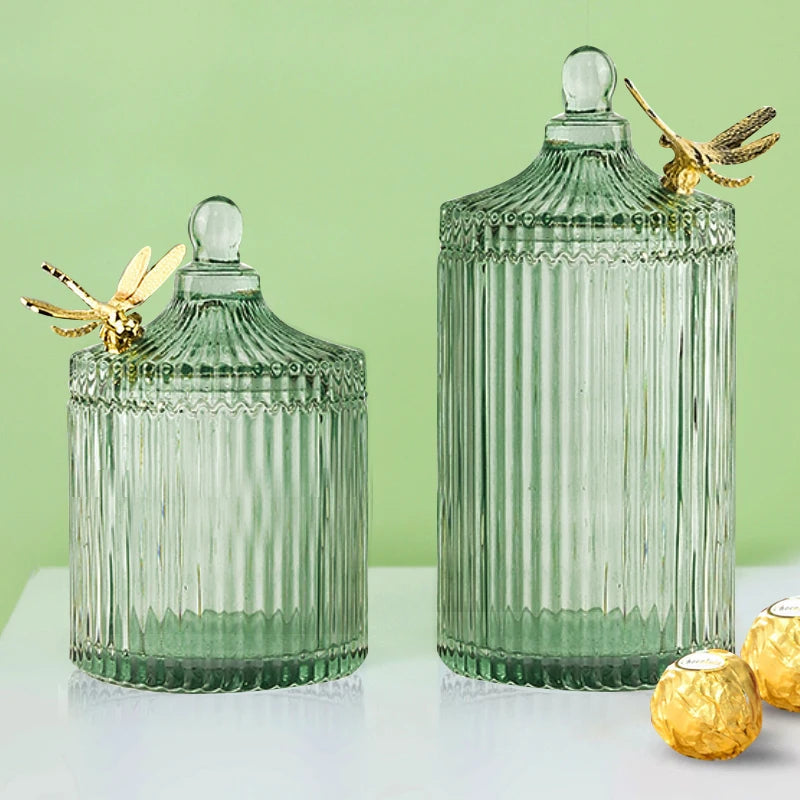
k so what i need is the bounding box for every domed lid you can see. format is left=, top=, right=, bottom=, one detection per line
left=440, top=46, right=734, bottom=257
left=69, top=196, right=366, bottom=413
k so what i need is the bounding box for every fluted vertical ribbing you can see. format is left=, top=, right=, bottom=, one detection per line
left=438, top=141, right=736, bottom=689
left=69, top=291, right=368, bottom=692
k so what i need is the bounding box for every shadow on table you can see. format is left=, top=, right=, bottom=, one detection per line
left=64, top=669, right=368, bottom=796
left=67, top=667, right=365, bottom=726
left=437, top=668, right=798, bottom=794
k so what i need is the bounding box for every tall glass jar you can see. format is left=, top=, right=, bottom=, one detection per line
left=69, top=196, right=368, bottom=691
left=437, top=47, right=736, bottom=689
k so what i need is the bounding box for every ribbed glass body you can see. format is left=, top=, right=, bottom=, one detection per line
left=437, top=50, right=736, bottom=689
left=69, top=198, right=368, bottom=691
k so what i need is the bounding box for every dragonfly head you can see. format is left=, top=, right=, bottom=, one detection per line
left=100, top=309, right=143, bottom=354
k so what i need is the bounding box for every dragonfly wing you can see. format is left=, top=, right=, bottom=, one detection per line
left=112, top=246, right=151, bottom=303
left=40, top=262, right=100, bottom=308
left=706, top=132, right=780, bottom=165
left=119, top=244, right=186, bottom=308
left=20, top=297, right=100, bottom=320
left=710, top=107, right=776, bottom=149
left=623, top=78, right=682, bottom=145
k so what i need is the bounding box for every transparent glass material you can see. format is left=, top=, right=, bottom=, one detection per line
left=437, top=47, right=736, bottom=689
left=69, top=196, right=368, bottom=691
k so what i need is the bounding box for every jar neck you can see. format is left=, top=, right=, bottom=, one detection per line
left=544, top=111, right=631, bottom=149
left=172, top=261, right=261, bottom=299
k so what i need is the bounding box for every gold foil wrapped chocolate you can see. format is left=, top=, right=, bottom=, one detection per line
left=741, top=596, right=800, bottom=712
left=651, top=649, right=762, bottom=760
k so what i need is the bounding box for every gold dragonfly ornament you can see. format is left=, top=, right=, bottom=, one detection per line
left=624, top=78, right=780, bottom=195
left=21, top=243, right=186, bottom=354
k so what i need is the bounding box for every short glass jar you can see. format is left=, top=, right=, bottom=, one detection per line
left=69, top=197, right=368, bottom=691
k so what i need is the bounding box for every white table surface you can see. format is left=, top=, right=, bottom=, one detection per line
left=0, top=566, right=798, bottom=799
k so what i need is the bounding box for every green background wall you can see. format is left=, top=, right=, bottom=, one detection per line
left=1, top=1, right=797, bottom=629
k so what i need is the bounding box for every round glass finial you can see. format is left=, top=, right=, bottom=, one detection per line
left=189, top=195, right=243, bottom=263
left=562, top=46, right=616, bottom=114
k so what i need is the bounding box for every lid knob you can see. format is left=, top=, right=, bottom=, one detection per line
left=189, top=196, right=242, bottom=263
left=562, top=46, right=616, bottom=114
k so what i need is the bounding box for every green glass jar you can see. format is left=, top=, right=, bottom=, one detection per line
left=69, top=196, right=368, bottom=691
left=437, top=47, right=736, bottom=689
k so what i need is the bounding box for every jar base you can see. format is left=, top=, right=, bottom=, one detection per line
left=71, top=641, right=367, bottom=692
left=438, top=637, right=731, bottom=690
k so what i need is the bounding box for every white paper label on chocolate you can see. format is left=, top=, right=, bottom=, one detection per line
left=769, top=597, right=800, bottom=618
left=677, top=651, right=727, bottom=671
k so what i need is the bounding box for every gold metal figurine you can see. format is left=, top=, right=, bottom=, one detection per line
left=21, top=244, right=186, bottom=354
left=624, top=78, right=780, bottom=195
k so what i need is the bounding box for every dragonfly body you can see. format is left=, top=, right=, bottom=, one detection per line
left=21, top=244, right=185, bottom=354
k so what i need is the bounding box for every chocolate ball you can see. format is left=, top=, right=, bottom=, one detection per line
left=651, top=649, right=762, bottom=760
left=741, top=597, right=800, bottom=712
